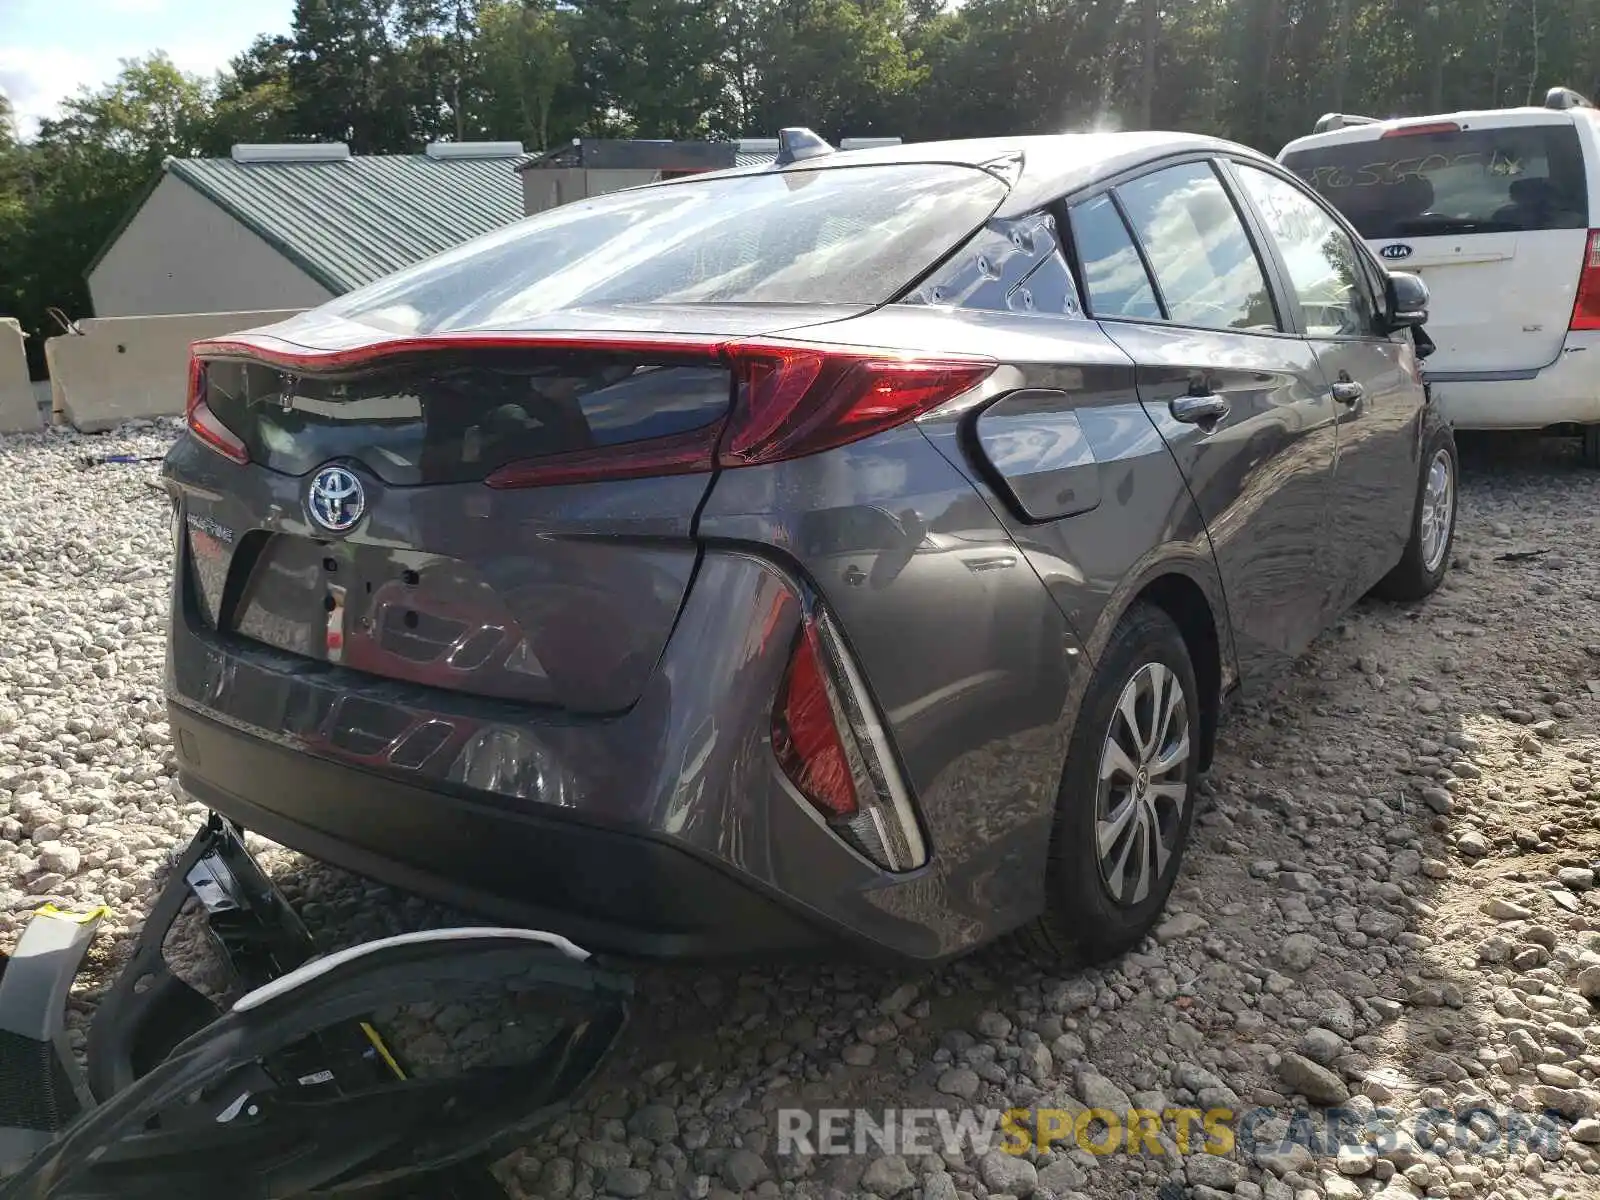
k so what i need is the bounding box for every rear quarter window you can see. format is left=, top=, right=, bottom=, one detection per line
left=1281, top=123, right=1589, bottom=238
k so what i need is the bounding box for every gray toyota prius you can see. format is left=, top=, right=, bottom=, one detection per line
left=161, top=130, right=1456, bottom=966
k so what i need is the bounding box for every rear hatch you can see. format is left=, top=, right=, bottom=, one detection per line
left=1282, top=117, right=1591, bottom=374
left=171, top=158, right=1011, bottom=715
left=191, top=330, right=758, bottom=715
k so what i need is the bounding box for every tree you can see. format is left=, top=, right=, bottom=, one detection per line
left=205, top=35, right=297, bottom=151
left=475, top=0, right=576, bottom=149
left=24, top=54, right=217, bottom=306
left=0, top=94, right=31, bottom=329
left=565, top=0, right=728, bottom=138
left=729, top=0, right=925, bottom=139
left=397, top=0, right=484, bottom=141
left=10, top=0, right=1600, bottom=384
left=0, top=55, right=226, bottom=372
left=287, top=0, right=414, bottom=151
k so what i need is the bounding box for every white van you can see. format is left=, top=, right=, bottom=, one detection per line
left=1279, top=87, right=1600, bottom=464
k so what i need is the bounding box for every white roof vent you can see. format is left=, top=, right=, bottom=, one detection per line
left=425, top=141, right=526, bottom=159
left=840, top=137, right=902, bottom=150
left=231, top=143, right=351, bottom=163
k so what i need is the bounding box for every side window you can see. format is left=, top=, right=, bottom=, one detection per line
left=1233, top=163, right=1381, bottom=338
left=1115, top=161, right=1281, bottom=332
left=1069, top=194, right=1162, bottom=321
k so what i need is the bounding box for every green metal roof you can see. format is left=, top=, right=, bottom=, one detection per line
left=158, top=151, right=534, bottom=294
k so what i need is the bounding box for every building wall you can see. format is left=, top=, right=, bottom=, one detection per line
left=521, top=168, right=664, bottom=216
left=88, top=174, right=336, bottom=318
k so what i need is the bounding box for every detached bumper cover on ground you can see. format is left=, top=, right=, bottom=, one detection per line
left=0, top=816, right=630, bottom=1200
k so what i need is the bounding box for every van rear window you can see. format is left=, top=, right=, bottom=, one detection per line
left=1281, top=123, right=1588, bottom=238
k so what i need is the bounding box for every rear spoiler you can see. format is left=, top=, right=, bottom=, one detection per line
left=1312, top=113, right=1382, bottom=134
left=1315, top=87, right=1594, bottom=135
left=1546, top=86, right=1594, bottom=110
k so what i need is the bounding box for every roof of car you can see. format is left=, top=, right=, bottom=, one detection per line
left=1282, top=105, right=1596, bottom=155
left=681, top=131, right=1277, bottom=217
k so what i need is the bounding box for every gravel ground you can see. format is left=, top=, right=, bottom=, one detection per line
left=4, top=421, right=1600, bottom=1200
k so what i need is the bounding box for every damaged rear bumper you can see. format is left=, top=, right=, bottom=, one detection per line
left=170, top=702, right=835, bottom=962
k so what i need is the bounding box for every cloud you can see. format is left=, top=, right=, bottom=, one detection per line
left=0, top=46, right=102, bottom=136
left=0, top=36, right=241, bottom=138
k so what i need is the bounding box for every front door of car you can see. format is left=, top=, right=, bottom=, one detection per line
left=1064, top=159, right=1342, bottom=681
left=1225, top=160, right=1425, bottom=611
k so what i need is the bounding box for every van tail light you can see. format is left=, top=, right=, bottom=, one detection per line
left=772, top=609, right=928, bottom=872
left=185, top=354, right=249, bottom=464
left=1381, top=121, right=1462, bottom=138
left=486, top=338, right=994, bottom=488
left=1570, top=231, right=1600, bottom=330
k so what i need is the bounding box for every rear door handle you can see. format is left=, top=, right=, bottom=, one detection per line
left=1332, top=380, right=1365, bottom=405
left=1169, top=394, right=1231, bottom=425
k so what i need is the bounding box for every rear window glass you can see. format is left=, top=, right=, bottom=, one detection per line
left=1281, top=123, right=1589, bottom=238
left=326, top=163, right=1009, bottom=335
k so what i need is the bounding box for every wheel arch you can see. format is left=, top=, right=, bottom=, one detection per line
left=1077, top=555, right=1235, bottom=775
left=1134, top=572, right=1224, bottom=772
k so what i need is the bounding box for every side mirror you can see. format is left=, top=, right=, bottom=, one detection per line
left=1383, top=270, right=1429, bottom=331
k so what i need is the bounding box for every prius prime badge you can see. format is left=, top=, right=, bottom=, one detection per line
left=307, top=465, right=366, bottom=534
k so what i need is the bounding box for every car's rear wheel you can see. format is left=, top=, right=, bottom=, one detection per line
left=1370, top=424, right=1457, bottom=602
left=1017, top=603, right=1201, bottom=966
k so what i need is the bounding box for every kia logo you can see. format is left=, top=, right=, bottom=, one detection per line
left=1379, top=244, right=1414, bottom=260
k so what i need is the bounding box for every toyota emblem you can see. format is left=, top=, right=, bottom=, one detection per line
left=307, top=465, right=366, bottom=534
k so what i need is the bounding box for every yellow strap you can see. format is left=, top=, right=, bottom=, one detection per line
left=33, top=904, right=111, bottom=925
left=360, top=1021, right=407, bottom=1081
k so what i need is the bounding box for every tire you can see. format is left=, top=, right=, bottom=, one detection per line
left=1370, top=423, right=1458, bottom=603
left=1016, top=603, right=1202, bottom=966
left=1582, top=424, right=1600, bottom=469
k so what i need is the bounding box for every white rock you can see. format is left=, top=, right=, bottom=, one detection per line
left=35, top=840, right=80, bottom=876
left=1483, top=896, right=1533, bottom=920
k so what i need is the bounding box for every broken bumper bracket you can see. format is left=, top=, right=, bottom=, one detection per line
left=0, top=814, right=631, bottom=1199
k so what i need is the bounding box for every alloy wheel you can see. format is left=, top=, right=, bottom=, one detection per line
left=1094, top=662, right=1191, bottom=906
left=1419, top=447, right=1455, bottom=574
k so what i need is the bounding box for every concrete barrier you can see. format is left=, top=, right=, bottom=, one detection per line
left=44, top=310, right=304, bottom=433
left=0, top=318, right=41, bottom=434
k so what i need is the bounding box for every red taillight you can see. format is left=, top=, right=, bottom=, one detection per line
left=1381, top=121, right=1462, bottom=138
left=772, top=619, right=858, bottom=820
left=1571, top=231, right=1600, bottom=330
left=484, top=421, right=725, bottom=488
left=189, top=331, right=994, bottom=489
left=185, top=354, right=248, bottom=464
left=486, top=339, right=995, bottom=488
left=719, top=344, right=995, bottom=468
